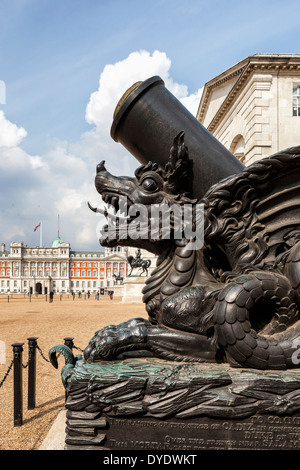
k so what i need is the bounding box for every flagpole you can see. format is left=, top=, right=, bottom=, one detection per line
left=40, top=221, right=42, bottom=247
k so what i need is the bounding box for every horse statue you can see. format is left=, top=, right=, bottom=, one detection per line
left=127, top=250, right=151, bottom=276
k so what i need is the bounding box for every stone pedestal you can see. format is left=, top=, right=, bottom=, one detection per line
left=61, top=358, right=300, bottom=451
left=122, top=277, right=146, bottom=304
left=111, top=284, right=123, bottom=297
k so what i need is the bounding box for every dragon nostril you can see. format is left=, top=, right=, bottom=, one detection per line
left=96, top=160, right=106, bottom=173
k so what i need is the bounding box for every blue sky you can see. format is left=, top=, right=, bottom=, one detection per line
left=1, top=0, right=300, bottom=250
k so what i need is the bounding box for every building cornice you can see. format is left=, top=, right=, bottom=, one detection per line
left=104, top=254, right=127, bottom=261
left=197, top=54, right=300, bottom=134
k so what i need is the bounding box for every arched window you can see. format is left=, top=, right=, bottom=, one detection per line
left=230, top=135, right=246, bottom=163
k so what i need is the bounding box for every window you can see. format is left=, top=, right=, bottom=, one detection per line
left=230, top=135, right=245, bottom=163
left=293, top=85, right=300, bottom=116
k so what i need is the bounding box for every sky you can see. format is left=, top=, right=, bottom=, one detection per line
left=1, top=0, right=300, bottom=251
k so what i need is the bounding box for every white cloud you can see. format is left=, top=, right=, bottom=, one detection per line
left=83, top=49, right=203, bottom=182
left=0, top=50, right=204, bottom=250
left=181, top=87, right=204, bottom=117
left=86, top=50, right=173, bottom=128
left=0, top=110, right=27, bottom=147
left=85, top=49, right=201, bottom=130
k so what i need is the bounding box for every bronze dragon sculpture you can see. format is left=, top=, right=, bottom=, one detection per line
left=81, top=132, right=300, bottom=370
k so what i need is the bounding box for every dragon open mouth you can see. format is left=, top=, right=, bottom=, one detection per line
left=88, top=195, right=143, bottom=247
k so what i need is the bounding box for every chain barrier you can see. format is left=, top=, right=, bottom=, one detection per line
left=0, top=358, right=14, bottom=388
left=0, top=338, right=84, bottom=389
left=1, top=336, right=84, bottom=426
left=36, top=344, right=51, bottom=363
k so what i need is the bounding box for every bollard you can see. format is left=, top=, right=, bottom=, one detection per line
left=12, top=342, right=24, bottom=426
left=27, top=337, right=38, bottom=410
left=64, top=337, right=74, bottom=350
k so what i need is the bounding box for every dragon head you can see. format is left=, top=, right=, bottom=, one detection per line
left=90, top=132, right=195, bottom=254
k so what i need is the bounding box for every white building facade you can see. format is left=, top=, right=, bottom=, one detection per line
left=0, top=239, right=156, bottom=295
left=197, top=54, right=300, bottom=166
left=0, top=239, right=129, bottom=295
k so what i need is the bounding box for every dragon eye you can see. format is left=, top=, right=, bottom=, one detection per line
left=142, top=178, right=159, bottom=192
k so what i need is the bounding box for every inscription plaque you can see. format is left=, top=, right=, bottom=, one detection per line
left=105, top=415, right=300, bottom=451
left=61, top=359, right=300, bottom=450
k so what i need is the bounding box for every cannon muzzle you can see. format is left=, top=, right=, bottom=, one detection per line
left=110, top=76, right=244, bottom=199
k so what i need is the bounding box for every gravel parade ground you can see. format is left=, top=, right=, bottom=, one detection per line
left=0, top=294, right=145, bottom=450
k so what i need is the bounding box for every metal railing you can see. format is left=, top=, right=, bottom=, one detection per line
left=0, top=292, right=114, bottom=302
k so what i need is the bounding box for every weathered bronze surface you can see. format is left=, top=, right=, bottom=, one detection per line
left=50, top=75, right=300, bottom=450
left=127, top=249, right=151, bottom=276
left=61, top=358, right=300, bottom=450
left=110, top=76, right=244, bottom=199
left=82, top=131, right=300, bottom=370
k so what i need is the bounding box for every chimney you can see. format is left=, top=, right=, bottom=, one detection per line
left=1, top=243, right=5, bottom=252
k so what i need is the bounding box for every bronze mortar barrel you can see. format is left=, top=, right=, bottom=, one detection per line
left=110, top=76, right=245, bottom=199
